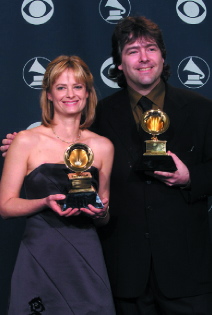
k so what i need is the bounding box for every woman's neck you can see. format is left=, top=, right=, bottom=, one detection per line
left=51, top=116, right=82, bottom=144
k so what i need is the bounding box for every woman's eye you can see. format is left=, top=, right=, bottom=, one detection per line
left=75, top=85, right=83, bottom=89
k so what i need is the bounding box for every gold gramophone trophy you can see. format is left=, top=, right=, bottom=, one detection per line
left=137, top=109, right=177, bottom=171
left=62, top=143, right=104, bottom=211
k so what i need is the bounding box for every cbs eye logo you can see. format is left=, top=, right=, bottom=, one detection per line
left=176, top=0, right=206, bottom=24
left=100, top=57, right=119, bottom=89
left=21, top=0, right=54, bottom=25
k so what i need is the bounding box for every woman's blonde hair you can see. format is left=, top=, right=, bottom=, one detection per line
left=40, top=55, right=97, bottom=129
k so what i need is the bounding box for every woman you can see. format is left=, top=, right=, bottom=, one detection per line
left=0, top=56, right=115, bottom=314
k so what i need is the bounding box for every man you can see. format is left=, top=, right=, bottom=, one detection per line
left=91, top=16, right=212, bottom=314
left=1, top=16, right=212, bottom=315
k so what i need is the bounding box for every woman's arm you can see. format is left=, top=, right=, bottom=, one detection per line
left=0, top=131, right=68, bottom=218
left=97, top=136, right=114, bottom=207
left=80, top=136, right=114, bottom=226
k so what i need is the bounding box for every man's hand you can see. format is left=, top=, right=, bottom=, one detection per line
left=0, top=132, right=17, bottom=157
left=146, top=151, right=190, bottom=187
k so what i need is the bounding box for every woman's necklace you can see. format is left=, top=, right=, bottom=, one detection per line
left=51, top=128, right=81, bottom=144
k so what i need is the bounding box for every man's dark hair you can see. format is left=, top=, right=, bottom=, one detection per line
left=109, top=16, right=170, bottom=88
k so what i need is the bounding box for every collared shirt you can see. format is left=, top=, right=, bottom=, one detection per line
left=128, top=79, right=165, bottom=130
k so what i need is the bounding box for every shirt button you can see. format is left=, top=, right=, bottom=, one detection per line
left=146, top=206, right=152, bottom=211
left=145, top=233, right=150, bottom=239
left=146, top=180, right=152, bottom=184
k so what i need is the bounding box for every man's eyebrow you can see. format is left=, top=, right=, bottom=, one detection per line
left=124, top=45, right=140, bottom=52
left=124, top=43, right=158, bottom=52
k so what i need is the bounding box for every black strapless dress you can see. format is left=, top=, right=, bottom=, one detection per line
left=8, top=164, right=115, bottom=315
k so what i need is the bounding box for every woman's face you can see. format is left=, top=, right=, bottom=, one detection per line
left=47, top=68, right=88, bottom=118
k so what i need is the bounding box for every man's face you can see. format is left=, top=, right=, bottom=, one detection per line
left=118, top=37, right=164, bottom=94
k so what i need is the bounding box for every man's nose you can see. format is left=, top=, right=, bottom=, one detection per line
left=139, top=49, right=148, bottom=62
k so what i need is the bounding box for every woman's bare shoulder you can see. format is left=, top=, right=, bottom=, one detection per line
left=12, top=125, right=47, bottom=147
left=83, top=130, right=112, bottom=144
left=83, top=130, right=113, bottom=147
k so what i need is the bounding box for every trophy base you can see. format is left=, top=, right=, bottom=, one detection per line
left=62, top=191, right=104, bottom=211
left=135, top=155, right=177, bottom=172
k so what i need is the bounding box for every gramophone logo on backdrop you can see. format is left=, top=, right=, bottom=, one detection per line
left=99, top=0, right=131, bottom=24
left=177, top=56, right=210, bottom=89
left=100, top=57, right=119, bottom=89
left=176, top=0, right=206, bottom=24
left=23, top=57, right=50, bottom=89
left=21, top=0, right=54, bottom=25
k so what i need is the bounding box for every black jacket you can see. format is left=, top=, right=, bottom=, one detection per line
left=91, top=83, right=212, bottom=299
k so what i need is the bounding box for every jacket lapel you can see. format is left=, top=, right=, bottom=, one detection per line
left=161, top=84, right=192, bottom=149
left=107, top=89, right=143, bottom=162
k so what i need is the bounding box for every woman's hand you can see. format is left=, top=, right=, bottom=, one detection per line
left=79, top=198, right=110, bottom=225
left=44, top=194, right=81, bottom=217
